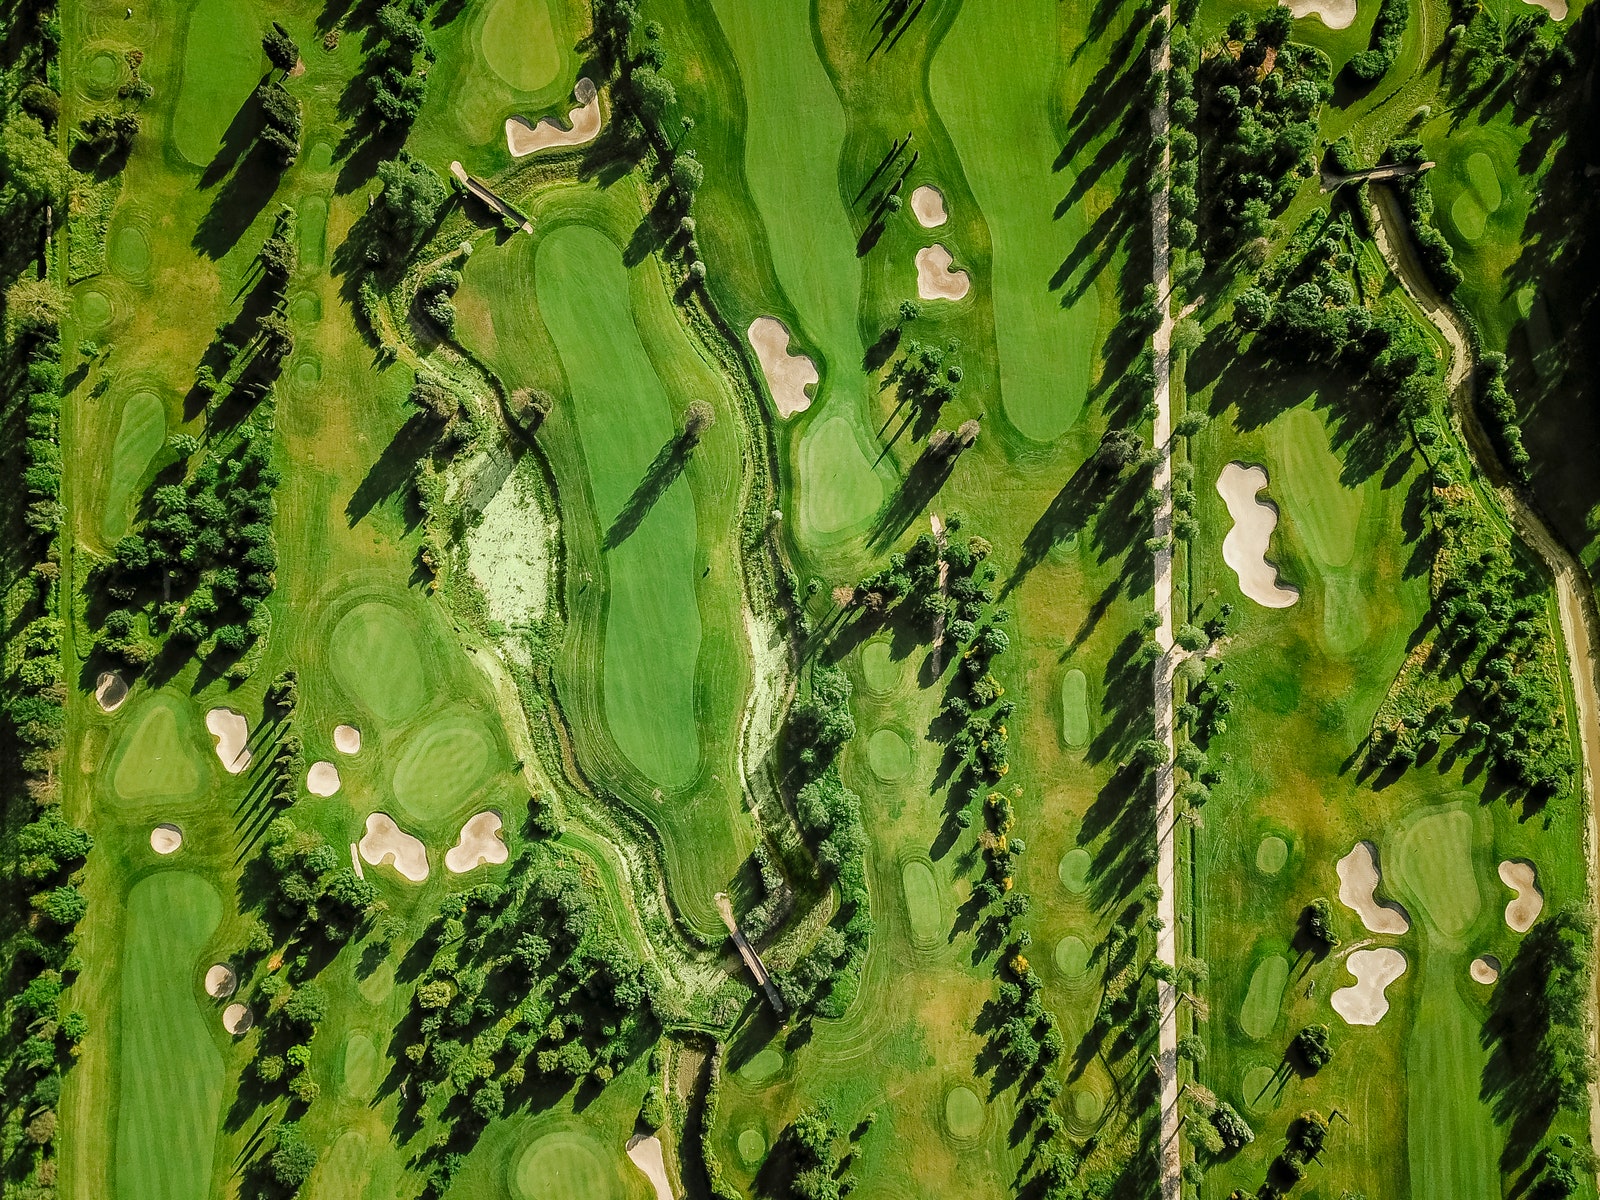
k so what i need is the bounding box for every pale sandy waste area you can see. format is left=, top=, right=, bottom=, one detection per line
left=506, top=77, right=601, bottom=157
left=222, top=1003, right=253, bottom=1035
left=747, top=317, right=818, bottom=418
left=911, top=184, right=948, bottom=228
left=1286, top=0, right=1357, bottom=29
left=1216, top=462, right=1299, bottom=609
left=359, top=813, right=429, bottom=883
left=206, top=707, right=252, bottom=773
left=95, top=670, right=129, bottom=713
left=350, top=842, right=365, bottom=879
left=150, top=823, right=183, bottom=854
left=306, top=761, right=341, bottom=797
left=1330, top=947, right=1407, bottom=1026
left=1470, top=955, right=1501, bottom=985
left=445, top=811, right=509, bottom=874
left=1498, top=859, right=1544, bottom=932
left=334, top=724, right=362, bottom=755
left=1336, top=840, right=1411, bottom=935
left=625, top=1133, right=675, bottom=1200
left=205, top=964, right=237, bottom=999
left=1524, top=0, right=1569, bottom=18
left=916, top=244, right=970, bottom=301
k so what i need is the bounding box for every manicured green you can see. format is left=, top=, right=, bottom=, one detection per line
left=110, top=692, right=205, bottom=806
left=479, top=0, right=560, bottom=92
left=1390, top=805, right=1482, bottom=943
left=390, top=714, right=495, bottom=823
left=736, top=1127, right=766, bottom=1166
left=900, top=858, right=942, bottom=947
left=170, top=0, right=262, bottom=166
left=796, top=414, right=884, bottom=539
left=329, top=601, right=426, bottom=724
left=867, top=727, right=911, bottom=781
left=1053, top=935, right=1089, bottom=979
left=1239, top=953, right=1289, bottom=1041
left=1273, top=406, right=1362, bottom=570
left=101, top=390, right=167, bottom=542
left=1255, top=834, right=1288, bottom=876
left=1057, top=847, right=1091, bottom=894
left=943, top=1085, right=985, bottom=1140
left=1059, top=667, right=1089, bottom=749
left=109, top=223, right=150, bottom=280
left=297, top=195, right=328, bottom=269
left=510, top=1127, right=626, bottom=1200
left=737, top=1047, right=783, bottom=1085
left=1241, top=1065, right=1278, bottom=1113
left=859, top=638, right=900, bottom=695
left=341, top=1032, right=379, bottom=1101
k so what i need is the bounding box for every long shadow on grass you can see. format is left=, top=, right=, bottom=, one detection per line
left=346, top=411, right=436, bottom=527
left=604, top=432, right=698, bottom=549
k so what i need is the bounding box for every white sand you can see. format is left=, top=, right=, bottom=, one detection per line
left=506, top=77, right=601, bottom=157
left=350, top=842, right=365, bottom=879
left=1330, top=947, right=1407, bottom=1026
left=206, top=707, right=252, bottom=773
left=1216, top=462, right=1299, bottom=609
left=359, top=813, right=429, bottom=883
left=747, top=317, right=818, bottom=418
left=150, top=823, right=183, bottom=854
left=1286, top=0, right=1357, bottom=29
left=1335, top=840, right=1411, bottom=935
left=445, top=811, right=509, bottom=874
left=911, top=185, right=948, bottom=228
left=1470, top=954, right=1501, bottom=985
left=916, top=244, right=971, bottom=301
left=95, top=670, right=129, bottom=713
left=1523, top=0, right=1568, bottom=18
left=334, top=724, right=361, bottom=755
left=306, top=761, right=341, bottom=797
left=1498, top=859, right=1544, bottom=932
left=205, top=963, right=237, bottom=999
left=626, top=1133, right=674, bottom=1200
left=222, top=1003, right=253, bottom=1035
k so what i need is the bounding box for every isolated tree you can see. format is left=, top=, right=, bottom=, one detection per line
left=270, top=1122, right=318, bottom=1190
left=1292, top=1023, right=1333, bottom=1070
left=681, top=399, right=715, bottom=444
left=263, top=22, right=300, bottom=74
left=670, top=153, right=703, bottom=200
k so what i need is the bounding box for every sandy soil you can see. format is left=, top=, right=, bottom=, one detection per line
left=334, top=724, right=361, bottom=755
left=205, top=707, right=252, bottom=773
left=222, top=1003, right=253, bottom=1035
left=95, top=670, right=129, bottom=713
left=1470, top=954, right=1501, bottom=985
left=626, top=1133, right=674, bottom=1200
left=506, top=77, right=600, bottom=157
left=1216, top=462, right=1299, bottom=609
left=306, top=761, right=341, bottom=797
left=1330, top=947, right=1407, bottom=1025
left=1498, top=859, right=1544, bottom=932
left=445, top=811, right=508, bottom=874
left=359, top=813, right=429, bottom=883
left=1286, top=0, right=1357, bottom=28
left=915, top=244, right=971, bottom=301
left=747, top=317, right=818, bottom=418
left=205, top=964, right=237, bottom=999
left=150, top=823, right=183, bottom=854
left=911, top=184, right=948, bottom=228
left=1336, top=840, right=1411, bottom=935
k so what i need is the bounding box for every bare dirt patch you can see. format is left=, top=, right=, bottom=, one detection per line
left=915, top=244, right=971, bottom=301
left=150, top=823, right=183, bottom=854
left=911, top=184, right=948, bottom=228
left=306, top=761, right=341, bottom=797
left=747, top=317, right=817, bottom=418
left=1498, top=859, right=1544, bottom=932
left=205, top=707, right=252, bottom=773
left=359, top=813, right=429, bottom=883
left=96, top=670, right=129, bottom=712
left=204, top=964, right=237, bottom=998
left=1330, top=947, right=1407, bottom=1025
left=1336, top=840, right=1411, bottom=935
left=506, top=77, right=601, bottom=157
left=445, top=811, right=509, bottom=874
left=334, top=724, right=361, bottom=754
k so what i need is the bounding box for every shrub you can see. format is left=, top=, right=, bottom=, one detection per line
left=1292, top=1023, right=1333, bottom=1070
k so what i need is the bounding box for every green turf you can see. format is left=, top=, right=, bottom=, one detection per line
left=900, top=858, right=942, bottom=948
left=170, top=0, right=263, bottom=166
left=1407, top=953, right=1500, bottom=1200
left=87, top=49, right=119, bottom=91
left=1053, top=935, right=1089, bottom=979
left=796, top=413, right=884, bottom=539
left=1390, top=806, right=1482, bottom=944
left=1239, top=953, right=1289, bottom=1041
left=1057, top=847, right=1091, bottom=894
left=1272, top=406, right=1362, bottom=570
left=1255, top=835, right=1288, bottom=876
left=867, top=727, right=912, bottom=781
left=735, top=1127, right=766, bottom=1167
left=1071, top=1088, right=1104, bottom=1124
left=114, top=871, right=224, bottom=1200
left=942, top=1086, right=985, bottom=1140
left=859, top=638, right=900, bottom=694
left=737, top=1047, right=783, bottom=1084
left=320, top=1130, right=372, bottom=1200
left=329, top=600, right=426, bottom=724
left=1059, top=667, right=1089, bottom=749
left=390, top=714, right=495, bottom=823
left=101, top=390, right=167, bottom=542
left=110, top=692, right=204, bottom=806
left=510, top=1128, right=627, bottom=1200
left=76, top=286, right=113, bottom=329
left=341, top=1032, right=379, bottom=1101
left=298, top=194, right=328, bottom=269
left=479, top=0, right=560, bottom=92
left=109, top=223, right=151, bottom=280
left=1241, top=1065, right=1278, bottom=1113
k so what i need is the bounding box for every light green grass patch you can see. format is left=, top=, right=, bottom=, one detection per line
left=1060, top=667, right=1089, bottom=749
left=101, top=390, right=166, bottom=542
left=1072, top=1089, right=1104, bottom=1123
left=87, top=50, right=120, bottom=91
left=76, top=286, right=113, bottom=329
left=510, top=1127, right=627, bottom=1200
left=1391, top=806, right=1482, bottom=943
left=298, top=194, right=328, bottom=269
left=110, top=692, right=204, bottom=806
left=330, top=600, right=426, bottom=724
left=171, top=0, right=263, bottom=166
left=943, top=1085, right=985, bottom=1140
left=478, top=0, right=560, bottom=92
left=1256, top=834, right=1288, bottom=876
left=1407, top=952, right=1500, bottom=1200
left=867, top=727, right=912, bottom=781
left=317, top=1130, right=371, bottom=1200
left=390, top=714, right=494, bottom=823
left=737, top=1046, right=783, bottom=1084
left=1321, top=567, right=1371, bottom=656
left=1058, top=847, right=1091, bottom=894
left=859, top=638, right=900, bottom=695
left=115, top=872, right=224, bottom=1200
left=341, top=1031, right=379, bottom=1100
left=1272, top=407, right=1362, bottom=569
left=900, top=858, right=942, bottom=948
left=1053, top=935, right=1090, bottom=979
left=797, top=413, right=884, bottom=539
left=110, top=223, right=151, bottom=280
left=1242, top=1065, right=1279, bottom=1112
left=1239, top=953, right=1289, bottom=1040
left=736, top=1127, right=766, bottom=1167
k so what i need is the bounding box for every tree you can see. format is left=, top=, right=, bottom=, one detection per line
left=263, top=23, right=300, bottom=74
left=0, top=116, right=69, bottom=212
left=899, top=299, right=921, bottom=325
left=33, top=884, right=86, bottom=926
left=1211, top=1102, right=1254, bottom=1150
left=1292, top=1023, right=1333, bottom=1070
left=283, top=982, right=327, bottom=1027
left=1234, top=286, right=1273, bottom=330
left=681, top=399, right=715, bottom=444
left=270, top=1122, right=318, bottom=1190
left=670, top=154, right=703, bottom=200
left=629, top=68, right=677, bottom=127
left=1177, top=1032, right=1208, bottom=1064
left=6, top=277, right=67, bottom=338
left=1303, top=898, right=1340, bottom=953
left=374, top=154, right=446, bottom=250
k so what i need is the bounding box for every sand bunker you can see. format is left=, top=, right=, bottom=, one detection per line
left=306, top=761, right=341, bottom=797
left=1470, top=954, right=1501, bottom=985
left=1330, top=947, right=1407, bottom=1026
left=222, top=1003, right=253, bottom=1035
left=747, top=317, right=818, bottom=418
left=333, top=724, right=361, bottom=755
left=1336, top=840, right=1411, bottom=935
left=358, top=813, right=429, bottom=883
left=150, top=823, right=183, bottom=854
left=911, top=184, right=948, bottom=228
left=95, top=670, right=129, bottom=713
left=205, top=707, right=252, bottom=773
left=625, top=1133, right=673, bottom=1200
left=1498, top=859, right=1544, bottom=932
left=204, top=964, right=237, bottom=999
left=916, top=244, right=971, bottom=301
left=1523, top=0, right=1568, bottom=19
left=1216, top=462, right=1299, bottom=609
left=506, top=77, right=601, bottom=157
left=1286, top=0, right=1357, bottom=29
left=445, top=811, right=508, bottom=874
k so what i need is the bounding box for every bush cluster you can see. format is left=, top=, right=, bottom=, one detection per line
left=1346, top=0, right=1408, bottom=85
left=1387, top=138, right=1462, bottom=295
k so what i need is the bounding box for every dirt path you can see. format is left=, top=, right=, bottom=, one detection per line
left=1370, top=185, right=1600, bottom=1166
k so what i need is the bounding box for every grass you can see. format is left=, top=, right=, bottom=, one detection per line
left=1255, top=834, right=1288, bottom=875
left=865, top=726, right=911, bottom=781
left=329, top=600, right=427, bottom=725
left=389, top=712, right=497, bottom=824
left=108, top=690, right=207, bottom=809
left=478, top=0, right=561, bottom=93
left=942, top=1084, right=986, bottom=1140
left=1238, top=951, right=1289, bottom=1041
left=169, top=0, right=263, bottom=167
left=1388, top=803, right=1484, bottom=945
left=899, top=856, right=942, bottom=948
left=857, top=637, right=901, bottom=694
left=100, top=390, right=167, bottom=541
left=1059, top=666, right=1089, bottom=748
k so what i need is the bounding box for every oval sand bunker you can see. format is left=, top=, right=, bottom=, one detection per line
left=205, top=963, right=237, bottom=998
left=334, top=724, right=362, bottom=754
left=1286, top=0, right=1357, bottom=29
left=506, top=77, right=601, bottom=157
left=1330, top=947, right=1407, bottom=1026
left=916, top=244, right=971, bottom=301
left=359, top=813, right=429, bottom=883
left=1470, top=954, right=1501, bottom=985
left=445, top=811, right=509, bottom=874
left=1336, top=840, right=1411, bottom=935
left=747, top=317, right=818, bottom=418
left=1216, top=462, right=1299, bottom=609
left=1498, top=859, right=1543, bottom=932
left=150, top=823, right=183, bottom=854
left=306, top=761, right=341, bottom=797
left=222, top=1003, right=253, bottom=1035
left=96, top=670, right=130, bottom=713
left=205, top=707, right=252, bottom=773
left=911, top=184, right=948, bottom=228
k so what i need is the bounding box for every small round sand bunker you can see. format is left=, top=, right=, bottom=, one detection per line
left=205, top=963, right=237, bottom=999
left=150, top=823, right=183, bottom=854
left=1470, top=955, right=1501, bottom=985
left=1216, top=463, right=1299, bottom=609
left=506, top=77, right=601, bottom=157
left=747, top=317, right=818, bottom=418
left=911, top=184, right=948, bottom=228
left=1498, top=859, right=1543, bottom=932
left=916, top=244, right=971, bottom=301
left=206, top=707, right=252, bottom=773
left=306, top=761, right=341, bottom=797
left=1336, top=840, right=1410, bottom=935
left=334, top=724, right=362, bottom=755
left=222, top=1003, right=253, bottom=1035
left=95, top=670, right=130, bottom=713
left=445, top=810, right=509, bottom=874
left=1287, top=0, right=1357, bottom=29
left=1330, top=947, right=1407, bottom=1026
left=359, top=813, right=429, bottom=883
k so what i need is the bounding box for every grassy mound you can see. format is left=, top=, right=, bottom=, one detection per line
left=479, top=0, right=560, bottom=91
left=1060, top=667, right=1089, bottom=749
left=76, top=285, right=113, bottom=329
left=110, top=692, right=205, bottom=808
left=170, top=0, right=262, bottom=166
left=900, top=858, right=942, bottom=948
left=390, top=714, right=495, bottom=823
left=1057, top=847, right=1091, bottom=895
left=101, top=390, right=167, bottom=542
left=943, top=1085, right=985, bottom=1141
left=330, top=600, right=426, bottom=724
left=867, top=727, right=912, bottom=781
left=1239, top=953, right=1289, bottom=1041
left=341, top=1031, right=379, bottom=1101
left=1053, top=934, right=1090, bottom=979
left=859, top=638, right=900, bottom=695
left=510, top=1127, right=625, bottom=1200
left=1255, top=834, right=1288, bottom=876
